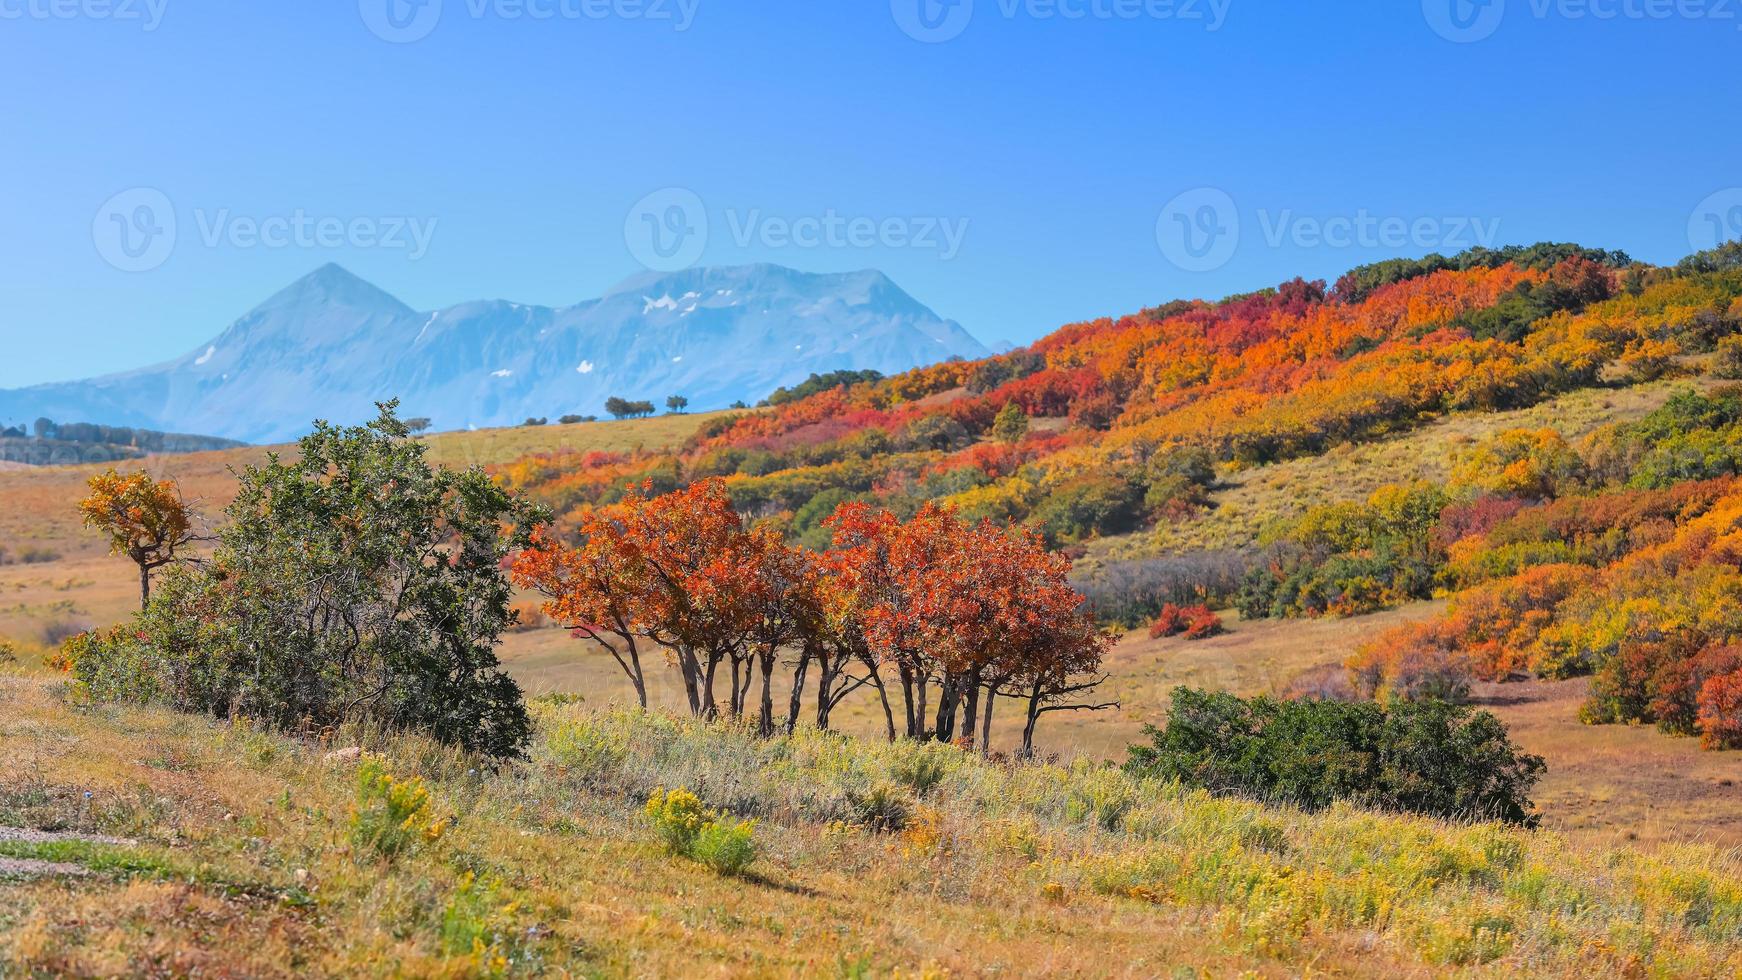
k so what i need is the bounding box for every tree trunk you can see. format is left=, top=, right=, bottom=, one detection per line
left=756, top=653, right=776, bottom=737
left=914, top=670, right=930, bottom=741
left=899, top=664, right=918, bottom=739
left=787, top=648, right=811, bottom=734
left=961, top=668, right=982, bottom=749
left=677, top=646, right=701, bottom=716
left=139, top=563, right=151, bottom=609
left=627, top=641, right=647, bottom=709
left=1021, top=678, right=1044, bottom=759
left=980, top=686, right=996, bottom=757
left=814, top=654, right=838, bottom=730
left=869, top=662, right=897, bottom=742
left=700, top=653, right=720, bottom=720
left=729, top=658, right=742, bottom=717
left=934, top=673, right=960, bottom=744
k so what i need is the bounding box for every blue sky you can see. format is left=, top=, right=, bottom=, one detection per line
left=1, top=0, right=1739, bottom=387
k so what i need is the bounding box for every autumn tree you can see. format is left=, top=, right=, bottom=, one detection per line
left=513, top=484, right=1112, bottom=753
left=825, top=502, right=959, bottom=740
left=824, top=500, right=1113, bottom=753
left=80, top=468, right=197, bottom=608
left=739, top=528, right=817, bottom=736
left=511, top=520, right=654, bottom=708
left=612, top=479, right=758, bottom=719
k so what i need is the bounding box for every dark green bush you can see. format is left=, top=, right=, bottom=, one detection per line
left=68, top=403, right=540, bottom=758
left=1125, top=688, right=1546, bottom=826
left=1027, top=473, right=1144, bottom=546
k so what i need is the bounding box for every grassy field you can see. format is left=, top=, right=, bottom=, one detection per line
left=500, top=603, right=1742, bottom=854
left=3, top=660, right=1740, bottom=977
left=4, top=396, right=1738, bottom=860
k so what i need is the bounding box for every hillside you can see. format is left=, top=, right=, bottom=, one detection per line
left=0, top=264, right=988, bottom=443
left=2, top=663, right=1738, bottom=977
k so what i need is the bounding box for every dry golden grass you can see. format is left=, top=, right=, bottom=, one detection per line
left=500, top=601, right=1742, bottom=854
left=3, top=664, right=1740, bottom=978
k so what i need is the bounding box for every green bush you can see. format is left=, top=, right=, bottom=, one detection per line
left=846, top=783, right=913, bottom=832
left=68, top=404, right=539, bottom=758
left=1125, top=689, right=1546, bottom=826
left=645, top=788, right=757, bottom=876
left=890, top=747, right=951, bottom=797
left=1027, top=472, right=1145, bottom=545
left=1142, top=446, right=1217, bottom=516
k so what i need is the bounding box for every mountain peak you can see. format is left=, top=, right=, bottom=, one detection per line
left=0, top=263, right=984, bottom=443
left=256, top=263, right=414, bottom=316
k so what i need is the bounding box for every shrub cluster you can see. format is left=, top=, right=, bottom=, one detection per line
left=1125, top=688, right=1546, bottom=826
left=645, top=788, right=757, bottom=876
left=1237, top=482, right=1448, bottom=620
left=1146, top=603, right=1223, bottom=640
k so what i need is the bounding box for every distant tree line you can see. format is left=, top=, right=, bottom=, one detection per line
left=0, top=418, right=243, bottom=465
left=603, top=395, right=687, bottom=417
left=764, top=370, right=884, bottom=407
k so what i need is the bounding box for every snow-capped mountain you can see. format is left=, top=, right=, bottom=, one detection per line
left=0, top=264, right=989, bottom=444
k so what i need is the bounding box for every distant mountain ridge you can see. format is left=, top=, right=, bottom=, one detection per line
left=0, top=264, right=988, bottom=444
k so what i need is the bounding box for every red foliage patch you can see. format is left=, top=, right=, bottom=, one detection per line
left=1148, top=603, right=1224, bottom=641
